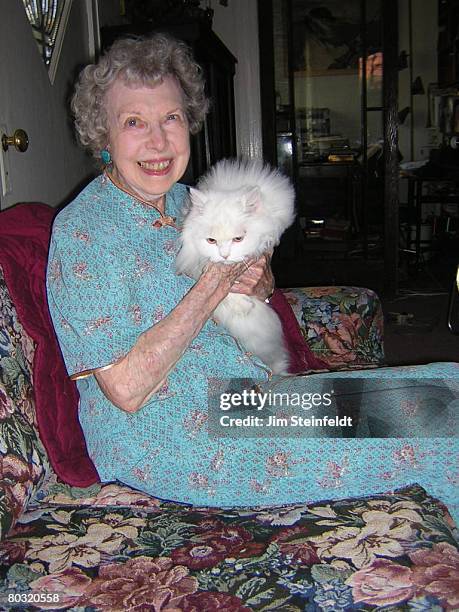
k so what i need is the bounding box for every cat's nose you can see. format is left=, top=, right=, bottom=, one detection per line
left=222, top=254, right=229, bottom=260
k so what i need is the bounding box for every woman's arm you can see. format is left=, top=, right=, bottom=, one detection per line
left=95, top=259, right=262, bottom=413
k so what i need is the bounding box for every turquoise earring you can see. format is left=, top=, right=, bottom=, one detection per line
left=100, top=149, right=111, bottom=165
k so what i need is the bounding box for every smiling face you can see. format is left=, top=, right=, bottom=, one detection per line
left=105, top=76, right=191, bottom=209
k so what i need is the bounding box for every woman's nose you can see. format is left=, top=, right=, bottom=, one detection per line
left=146, top=123, right=167, bottom=150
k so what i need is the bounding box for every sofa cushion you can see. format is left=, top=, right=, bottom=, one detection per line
left=0, top=483, right=456, bottom=610
left=270, top=289, right=328, bottom=372
left=0, top=269, right=52, bottom=540
left=0, top=204, right=99, bottom=488
left=283, top=286, right=385, bottom=367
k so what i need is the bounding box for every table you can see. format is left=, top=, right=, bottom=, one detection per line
left=403, top=174, right=459, bottom=268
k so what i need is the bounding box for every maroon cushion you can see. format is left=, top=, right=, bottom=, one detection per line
left=269, top=289, right=328, bottom=373
left=0, top=203, right=99, bottom=487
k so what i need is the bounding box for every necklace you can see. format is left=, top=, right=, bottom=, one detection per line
left=105, top=170, right=177, bottom=229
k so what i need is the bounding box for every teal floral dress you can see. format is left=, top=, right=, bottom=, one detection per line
left=46, top=174, right=459, bottom=521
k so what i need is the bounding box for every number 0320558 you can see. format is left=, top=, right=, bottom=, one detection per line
left=7, top=593, right=61, bottom=604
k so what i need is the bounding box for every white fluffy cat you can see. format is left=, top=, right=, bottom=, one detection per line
left=175, top=158, right=295, bottom=374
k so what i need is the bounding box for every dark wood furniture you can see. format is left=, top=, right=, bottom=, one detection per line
left=404, top=174, right=459, bottom=268
left=438, top=0, right=459, bottom=87
left=297, top=161, right=362, bottom=234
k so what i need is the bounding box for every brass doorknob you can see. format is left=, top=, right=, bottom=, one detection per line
left=2, top=129, right=29, bottom=153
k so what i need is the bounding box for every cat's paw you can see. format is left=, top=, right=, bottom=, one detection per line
left=270, top=361, right=291, bottom=376
left=225, top=293, right=254, bottom=316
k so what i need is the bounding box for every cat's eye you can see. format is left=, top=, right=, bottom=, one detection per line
left=206, top=238, right=217, bottom=244
left=232, top=236, right=244, bottom=242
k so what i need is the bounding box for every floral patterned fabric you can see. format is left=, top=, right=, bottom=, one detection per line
left=0, top=483, right=457, bottom=611
left=0, top=270, right=52, bottom=541
left=284, top=287, right=385, bottom=368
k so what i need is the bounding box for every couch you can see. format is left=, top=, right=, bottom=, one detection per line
left=0, top=206, right=458, bottom=611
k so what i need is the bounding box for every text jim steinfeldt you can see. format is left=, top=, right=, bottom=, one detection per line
left=219, top=413, right=353, bottom=428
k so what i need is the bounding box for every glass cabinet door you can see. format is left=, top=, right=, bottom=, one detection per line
left=273, top=0, right=295, bottom=178
left=271, top=0, right=383, bottom=246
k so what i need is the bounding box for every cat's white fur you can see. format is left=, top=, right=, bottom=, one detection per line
left=175, top=159, right=295, bottom=374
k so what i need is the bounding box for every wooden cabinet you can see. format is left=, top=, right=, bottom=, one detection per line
left=101, top=22, right=237, bottom=185
left=438, top=0, right=459, bottom=86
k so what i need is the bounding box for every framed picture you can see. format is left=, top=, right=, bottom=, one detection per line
left=292, top=0, right=381, bottom=76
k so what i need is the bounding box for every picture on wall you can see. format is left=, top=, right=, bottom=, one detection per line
left=292, top=0, right=381, bottom=76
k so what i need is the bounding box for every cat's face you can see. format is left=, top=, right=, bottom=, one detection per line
left=186, top=187, right=268, bottom=263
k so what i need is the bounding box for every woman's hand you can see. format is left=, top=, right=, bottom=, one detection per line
left=228, top=252, right=275, bottom=301
left=201, top=257, right=258, bottom=290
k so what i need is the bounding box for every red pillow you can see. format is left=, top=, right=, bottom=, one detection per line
left=0, top=203, right=99, bottom=487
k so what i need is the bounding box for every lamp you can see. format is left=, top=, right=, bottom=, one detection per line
left=411, top=76, right=425, bottom=95
left=398, top=107, right=411, bottom=124
left=398, top=50, right=409, bottom=70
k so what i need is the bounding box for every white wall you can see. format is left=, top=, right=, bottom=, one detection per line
left=0, top=1, right=95, bottom=209
left=211, top=0, right=263, bottom=159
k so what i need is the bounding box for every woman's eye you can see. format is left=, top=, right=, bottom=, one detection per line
left=125, top=117, right=145, bottom=128
left=166, top=113, right=185, bottom=124
left=233, top=236, right=244, bottom=242
left=206, top=238, right=216, bottom=244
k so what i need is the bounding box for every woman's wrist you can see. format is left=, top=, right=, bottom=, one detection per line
left=196, top=266, right=233, bottom=304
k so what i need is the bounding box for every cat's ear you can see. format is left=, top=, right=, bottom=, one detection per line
left=189, top=187, right=207, bottom=211
left=243, top=186, right=262, bottom=213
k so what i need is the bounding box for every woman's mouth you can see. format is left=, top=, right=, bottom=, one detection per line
left=138, top=160, right=172, bottom=173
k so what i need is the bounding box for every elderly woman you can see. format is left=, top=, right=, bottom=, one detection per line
left=47, top=34, right=459, bottom=512
left=47, top=33, right=282, bottom=503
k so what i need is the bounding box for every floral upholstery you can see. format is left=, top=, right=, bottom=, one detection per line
left=283, top=287, right=385, bottom=368
left=0, top=270, right=52, bottom=540
left=2, top=267, right=458, bottom=611
left=1, top=484, right=458, bottom=610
